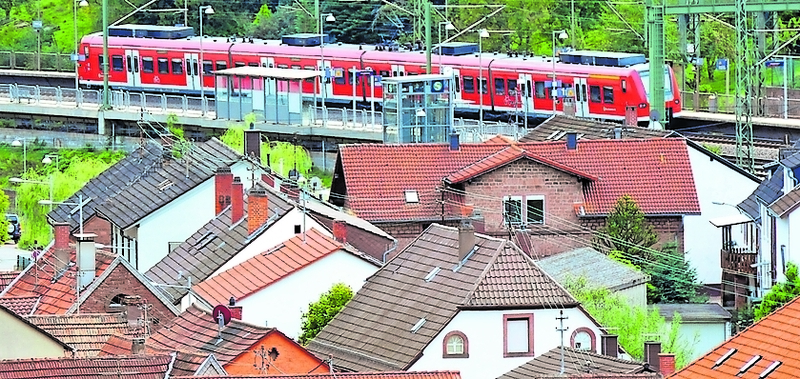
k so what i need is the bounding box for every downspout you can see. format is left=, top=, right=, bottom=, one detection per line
left=382, top=239, right=398, bottom=264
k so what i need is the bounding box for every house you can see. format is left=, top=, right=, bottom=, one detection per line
left=651, top=303, right=731, bottom=361
left=520, top=115, right=760, bottom=287
left=139, top=305, right=330, bottom=375
left=191, top=227, right=381, bottom=338
left=46, top=136, right=265, bottom=272
left=0, top=304, right=73, bottom=359
left=669, top=294, right=800, bottom=378
left=307, top=223, right=607, bottom=379
left=0, top=354, right=181, bottom=378
left=170, top=372, right=463, bottom=379
left=26, top=313, right=135, bottom=357
left=536, top=247, right=649, bottom=307
left=99, top=334, right=228, bottom=376
left=329, top=135, right=701, bottom=259
left=497, top=344, right=663, bottom=379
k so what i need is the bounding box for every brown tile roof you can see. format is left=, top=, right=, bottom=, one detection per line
left=193, top=228, right=378, bottom=305
left=669, top=296, right=800, bottom=379
left=0, top=271, right=19, bottom=293
left=171, top=372, right=462, bottom=379
left=518, top=116, right=671, bottom=143
left=99, top=334, right=223, bottom=377
left=307, top=224, right=577, bottom=372
left=497, top=347, right=651, bottom=378
left=145, top=184, right=294, bottom=303
left=769, top=185, right=800, bottom=217
left=0, top=296, right=39, bottom=316
left=26, top=313, right=135, bottom=357
left=0, top=354, right=176, bottom=379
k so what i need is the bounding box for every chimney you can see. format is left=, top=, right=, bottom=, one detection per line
left=332, top=219, right=347, bottom=244
left=601, top=334, right=618, bottom=358
left=231, top=177, right=244, bottom=225
left=449, top=130, right=460, bottom=151
left=566, top=132, right=578, bottom=150
left=613, top=127, right=622, bottom=139
left=76, top=233, right=97, bottom=290
left=458, top=220, right=475, bottom=262
left=131, top=338, right=146, bottom=355
left=659, top=353, right=676, bottom=376
left=471, top=211, right=486, bottom=234
left=644, top=341, right=661, bottom=373
left=247, top=185, right=269, bottom=235
left=244, top=128, right=261, bottom=164
left=215, top=167, right=233, bottom=215
left=228, top=297, right=243, bottom=320
left=54, top=222, right=71, bottom=250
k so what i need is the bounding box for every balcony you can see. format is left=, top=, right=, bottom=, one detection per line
left=721, top=247, right=757, bottom=275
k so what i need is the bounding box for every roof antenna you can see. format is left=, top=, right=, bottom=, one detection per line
left=556, top=310, right=569, bottom=375
left=217, top=311, right=225, bottom=343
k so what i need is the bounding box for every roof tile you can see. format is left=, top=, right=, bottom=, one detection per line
left=170, top=372, right=462, bottom=379
left=498, top=346, right=652, bottom=378
left=0, top=354, right=174, bottom=379
left=26, top=313, right=135, bottom=357
left=99, top=334, right=219, bottom=377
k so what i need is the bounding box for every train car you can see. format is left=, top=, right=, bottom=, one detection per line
left=79, top=25, right=681, bottom=122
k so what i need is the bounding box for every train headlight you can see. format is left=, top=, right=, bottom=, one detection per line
left=638, top=103, right=647, bottom=109
left=674, top=99, right=680, bottom=104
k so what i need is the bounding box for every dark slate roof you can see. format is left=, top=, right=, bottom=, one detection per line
left=537, top=247, right=649, bottom=293
left=780, top=149, right=800, bottom=168
left=738, top=166, right=785, bottom=220
left=497, top=347, right=650, bottom=378
left=518, top=115, right=672, bottom=143
left=307, top=224, right=578, bottom=372
left=652, top=303, right=731, bottom=322
left=49, top=139, right=240, bottom=230
left=144, top=183, right=294, bottom=303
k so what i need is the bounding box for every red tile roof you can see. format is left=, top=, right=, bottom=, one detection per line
left=0, top=271, right=19, bottom=292
left=193, top=228, right=362, bottom=305
left=0, top=296, right=39, bottom=316
left=171, top=371, right=462, bottom=379
left=0, top=354, right=175, bottom=379
left=335, top=139, right=699, bottom=222
left=670, top=295, right=800, bottom=379
left=26, top=313, right=135, bottom=357
left=99, top=334, right=222, bottom=376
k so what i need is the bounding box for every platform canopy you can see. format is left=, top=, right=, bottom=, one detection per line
left=213, top=66, right=321, bottom=80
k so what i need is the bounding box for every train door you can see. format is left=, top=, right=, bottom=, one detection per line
left=317, top=57, right=333, bottom=99
left=185, top=53, right=199, bottom=91
left=574, top=77, right=589, bottom=117
left=444, top=67, right=462, bottom=104
left=125, top=50, right=141, bottom=87
left=518, top=73, right=534, bottom=115
left=261, top=57, right=276, bottom=96
left=391, top=64, right=405, bottom=77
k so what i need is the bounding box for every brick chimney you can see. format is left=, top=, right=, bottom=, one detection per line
left=229, top=297, right=243, bottom=320
left=601, top=334, right=618, bottom=358
left=659, top=353, right=676, bottom=376
left=215, top=167, right=233, bottom=215
left=644, top=341, right=661, bottom=373
left=458, top=220, right=475, bottom=262
left=53, top=222, right=71, bottom=271
left=332, top=219, right=347, bottom=244
left=231, top=177, right=244, bottom=225
left=75, top=233, right=97, bottom=290
left=247, top=185, right=269, bottom=235
left=244, top=129, right=261, bottom=164
left=131, top=338, right=146, bottom=355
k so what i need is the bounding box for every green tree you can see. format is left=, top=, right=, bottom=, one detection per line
left=754, top=262, right=800, bottom=321
left=220, top=118, right=313, bottom=178
left=646, top=242, right=706, bottom=304
left=595, top=195, right=659, bottom=265
left=0, top=190, right=10, bottom=244
left=298, top=283, right=353, bottom=345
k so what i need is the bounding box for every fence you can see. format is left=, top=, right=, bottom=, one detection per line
left=0, top=51, right=74, bottom=72
left=680, top=90, right=800, bottom=119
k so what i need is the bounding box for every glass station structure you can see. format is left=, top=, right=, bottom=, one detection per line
left=382, top=74, right=455, bottom=144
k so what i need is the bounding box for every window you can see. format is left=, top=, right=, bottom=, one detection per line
left=535, top=81, right=545, bottom=98
left=503, top=314, right=534, bottom=357
left=379, top=70, right=390, bottom=77
left=526, top=196, right=544, bottom=224
left=216, top=61, right=227, bottom=71
left=171, top=59, right=183, bottom=75
left=235, top=62, right=246, bottom=68
left=621, top=79, right=627, bottom=93
left=248, top=62, right=259, bottom=67
left=503, top=196, right=522, bottom=225
left=202, top=60, right=213, bottom=74
left=98, top=55, right=104, bottom=70
left=570, top=327, right=596, bottom=352
left=508, top=79, right=517, bottom=95
left=495, top=78, right=505, bottom=95
left=158, top=58, right=169, bottom=74
left=603, top=86, right=614, bottom=104
left=480, top=77, right=487, bottom=94
left=112, top=55, right=124, bottom=72
left=405, top=190, right=419, bottom=203
left=442, top=330, right=469, bottom=358
left=455, top=75, right=461, bottom=92
left=142, top=57, right=154, bottom=73
left=463, top=76, right=474, bottom=93
left=291, top=64, right=301, bottom=70
left=505, top=195, right=544, bottom=225
left=334, top=68, right=346, bottom=85
left=590, top=85, right=601, bottom=103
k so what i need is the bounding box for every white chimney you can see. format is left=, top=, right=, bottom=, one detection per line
left=75, top=233, right=98, bottom=290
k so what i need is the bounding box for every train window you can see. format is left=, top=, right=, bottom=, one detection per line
left=203, top=60, right=213, bottom=74
left=463, top=76, right=474, bottom=93
left=98, top=55, right=103, bottom=70
left=480, top=78, right=487, bottom=94
left=216, top=61, right=227, bottom=71
left=172, top=59, right=183, bottom=75
left=407, top=72, right=418, bottom=76
left=495, top=78, right=504, bottom=95
left=158, top=58, right=169, bottom=74
left=380, top=70, right=390, bottom=77
left=455, top=75, right=460, bottom=92
left=83, top=45, right=89, bottom=58
left=526, top=80, right=531, bottom=97
left=248, top=62, right=259, bottom=67
left=590, top=85, right=601, bottom=103
left=508, top=79, right=517, bottom=95
left=235, top=62, right=246, bottom=68
left=187, top=59, right=197, bottom=75
left=277, top=64, right=288, bottom=69
left=142, top=57, right=154, bottom=73
left=112, top=55, right=124, bottom=72
left=392, top=71, right=397, bottom=77
left=304, top=66, right=315, bottom=70
left=334, top=68, right=346, bottom=85
left=292, top=64, right=301, bottom=69
left=269, top=63, right=274, bottom=68
left=535, top=81, right=545, bottom=98
left=621, top=79, right=627, bottom=93
left=261, top=63, right=267, bottom=67
left=603, top=86, right=614, bottom=104
left=125, top=56, right=132, bottom=72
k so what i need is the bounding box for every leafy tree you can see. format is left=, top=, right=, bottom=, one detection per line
left=646, top=242, right=706, bottom=304
left=0, top=190, right=10, bottom=244
left=595, top=195, right=659, bottom=264
left=220, top=116, right=313, bottom=178
left=298, top=283, right=353, bottom=345
left=754, top=262, right=800, bottom=321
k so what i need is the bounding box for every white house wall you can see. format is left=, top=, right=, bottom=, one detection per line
left=410, top=308, right=604, bottom=379
left=615, top=284, right=647, bottom=308
left=685, top=147, right=759, bottom=284
left=666, top=321, right=729, bottom=361
left=237, top=250, right=377, bottom=338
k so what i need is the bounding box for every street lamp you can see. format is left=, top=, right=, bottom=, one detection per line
left=319, top=13, right=335, bottom=105
left=73, top=0, right=89, bottom=91
left=11, top=177, right=54, bottom=211
left=438, top=22, right=455, bottom=72
left=551, top=30, right=568, bottom=115
left=39, top=194, right=87, bottom=234
left=477, top=28, right=489, bottom=127
left=11, top=139, right=26, bottom=173
left=42, top=154, right=60, bottom=168
left=199, top=5, right=215, bottom=111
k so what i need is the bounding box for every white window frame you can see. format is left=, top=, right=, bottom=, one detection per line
left=405, top=190, right=420, bottom=203
left=503, top=196, right=523, bottom=226
left=525, top=195, right=545, bottom=225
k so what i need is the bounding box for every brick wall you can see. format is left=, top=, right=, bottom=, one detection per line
left=80, top=215, right=113, bottom=246
left=312, top=214, right=394, bottom=262
left=579, top=215, right=684, bottom=253
left=80, top=263, right=176, bottom=331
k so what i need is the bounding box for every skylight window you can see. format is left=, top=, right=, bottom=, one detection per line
left=759, top=361, right=782, bottom=378
left=713, top=348, right=737, bottom=369
left=411, top=318, right=426, bottom=333
left=424, top=267, right=441, bottom=282
left=739, top=355, right=762, bottom=375
left=405, top=190, right=419, bottom=203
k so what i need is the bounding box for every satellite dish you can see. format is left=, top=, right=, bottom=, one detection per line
left=309, top=177, right=322, bottom=193
left=212, top=305, right=232, bottom=326
left=649, top=109, right=661, bottom=121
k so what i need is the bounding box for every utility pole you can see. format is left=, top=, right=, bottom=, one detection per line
left=570, top=0, right=576, bottom=47
left=425, top=0, right=432, bottom=74
left=556, top=310, right=569, bottom=375
left=102, top=0, right=110, bottom=110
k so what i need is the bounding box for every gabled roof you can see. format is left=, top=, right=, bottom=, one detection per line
left=0, top=271, right=19, bottom=293
left=334, top=139, right=699, bottom=221
left=49, top=138, right=240, bottom=231
left=0, top=303, right=74, bottom=353
left=670, top=295, right=800, bottom=378
left=739, top=166, right=786, bottom=220
left=769, top=185, right=800, bottom=218
left=0, top=354, right=176, bottom=379
left=651, top=303, right=731, bottom=322
left=497, top=346, right=651, bottom=378
left=99, top=334, right=227, bottom=376
left=26, top=313, right=134, bottom=357
left=307, top=224, right=578, bottom=372
left=304, top=198, right=395, bottom=242
left=537, top=247, right=649, bottom=293
left=171, top=372, right=462, bottom=379
left=145, top=183, right=294, bottom=303
left=193, top=228, right=379, bottom=306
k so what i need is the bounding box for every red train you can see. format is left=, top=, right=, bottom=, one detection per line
left=78, top=25, right=682, bottom=122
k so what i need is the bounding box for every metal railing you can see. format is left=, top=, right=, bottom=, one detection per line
left=0, top=51, right=74, bottom=72
left=681, top=90, right=800, bottom=119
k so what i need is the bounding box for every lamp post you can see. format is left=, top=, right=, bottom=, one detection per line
left=319, top=13, right=335, bottom=105
left=11, top=139, right=26, bottom=174
left=42, top=154, right=60, bottom=169
left=73, top=0, right=89, bottom=91
left=11, top=177, right=54, bottom=211
left=101, top=0, right=109, bottom=109
left=551, top=30, right=568, bottom=115
left=39, top=194, right=87, bottom=314
left=477, top=28, right=489, bottom=127
left=39, top=194, right=86, bottom=235
left=438, top=22, right=455, bottom=72
left=199, top=5, right=215, bottom=110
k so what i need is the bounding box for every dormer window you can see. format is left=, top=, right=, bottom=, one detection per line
left=442, top=330, right=469, bottom=358
left=405, top=190, right=419, bottom=203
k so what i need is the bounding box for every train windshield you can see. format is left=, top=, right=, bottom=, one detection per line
left=638, top=68, right=674, bottom=101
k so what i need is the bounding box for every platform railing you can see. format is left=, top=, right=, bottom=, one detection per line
left=0, top=51, right=74, bottom=72
left=680, top=90, right=800, bottom=119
